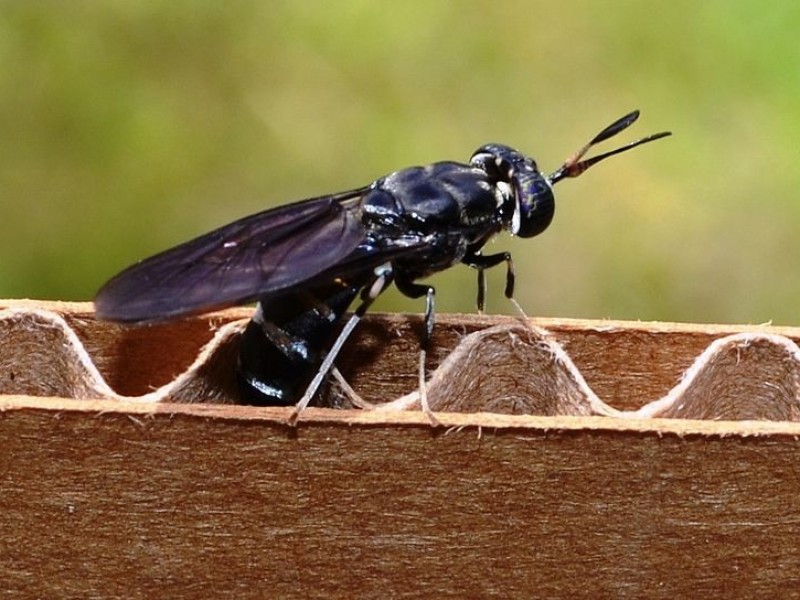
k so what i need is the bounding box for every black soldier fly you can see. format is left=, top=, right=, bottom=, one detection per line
left=95, top=110, right=670, bottom=421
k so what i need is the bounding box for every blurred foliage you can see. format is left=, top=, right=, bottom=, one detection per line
left=1, top=1, right=799, bottom=324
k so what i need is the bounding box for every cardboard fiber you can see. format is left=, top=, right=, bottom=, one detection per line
left=2, top=300, right=800, bottom=598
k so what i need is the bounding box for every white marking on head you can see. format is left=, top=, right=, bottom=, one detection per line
left=511, top=192, right=522, bottom=235
left=495, top=181, right=511, bottom=208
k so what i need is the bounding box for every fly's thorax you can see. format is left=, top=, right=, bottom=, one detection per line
left=368, top=161, right=501, bottom=232
left=391, top=229, right=472, bottom=283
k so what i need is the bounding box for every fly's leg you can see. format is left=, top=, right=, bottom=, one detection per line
left=465, top=250, right=531, bottom=327
left=463, top=250, right=515, bottom=313
left=289, top=264, right=393, bottom=425
left=395, top=279, right=440, bottom=426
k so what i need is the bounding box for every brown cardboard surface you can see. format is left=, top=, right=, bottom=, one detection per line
left=3, top=300, right=800, bottom=598
left=2, top=300, right=800, bottom=419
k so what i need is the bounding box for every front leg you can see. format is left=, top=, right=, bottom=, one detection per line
left=462, top=250, right=515, bottom=312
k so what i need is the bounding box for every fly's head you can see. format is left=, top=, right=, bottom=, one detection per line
left=470, top=144, right=555, bottom=239
left=470, top=111, right=672, bottom=241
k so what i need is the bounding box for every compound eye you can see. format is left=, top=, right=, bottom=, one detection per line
left=512, top=174, right=555, bottom=238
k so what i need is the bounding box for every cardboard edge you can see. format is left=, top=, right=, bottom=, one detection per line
left=4, top=395, right=800, bottom=438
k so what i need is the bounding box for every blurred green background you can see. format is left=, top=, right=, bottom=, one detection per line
left=1, top=1, right=798, bottom=324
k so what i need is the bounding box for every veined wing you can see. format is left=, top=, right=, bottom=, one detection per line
left=95, top=188, right=371, bottom=323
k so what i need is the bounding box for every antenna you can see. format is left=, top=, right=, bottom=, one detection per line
left=549, top=110, right=671, bottom=184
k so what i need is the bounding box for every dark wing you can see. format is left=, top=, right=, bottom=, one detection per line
left=95, top=188, right=372, bottom=323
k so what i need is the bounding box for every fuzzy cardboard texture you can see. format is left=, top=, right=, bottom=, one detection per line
left=5, top=301, right=800, bottom=598
left=2, top=301, right=800, bottom=421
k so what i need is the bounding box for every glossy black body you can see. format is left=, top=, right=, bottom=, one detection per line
left=94, top=111, right=669, bottom=406
left=96, top=147, right=554, bottom=405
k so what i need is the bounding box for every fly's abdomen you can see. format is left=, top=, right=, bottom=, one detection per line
left=236, top=278, right=364, bottom=405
